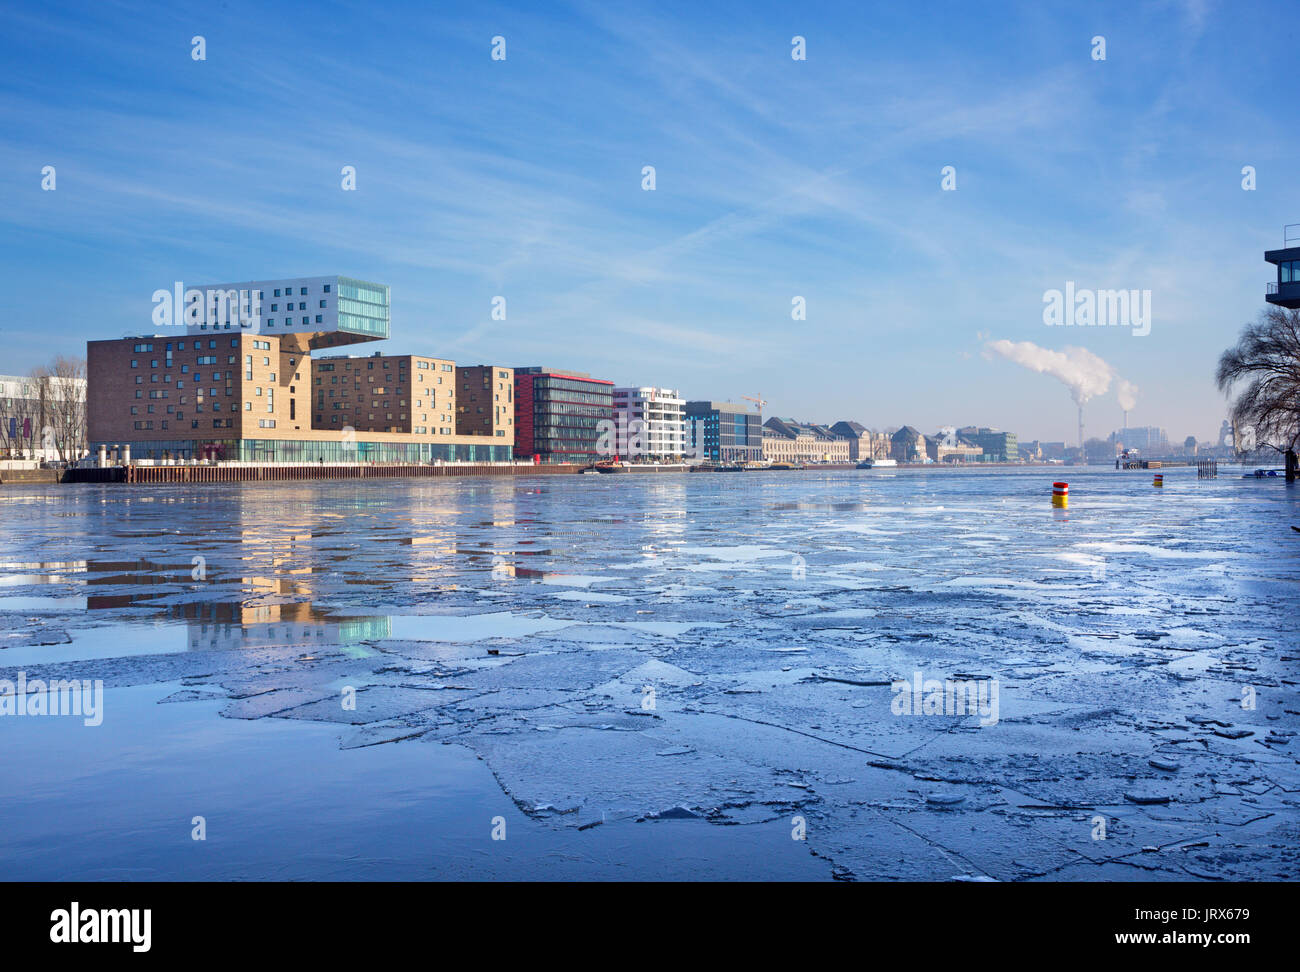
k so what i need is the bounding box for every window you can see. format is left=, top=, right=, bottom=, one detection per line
left=130, top=360, right=138, bottom=368
left=324, top=284, right=331, bottom=293
left=274, top=289, right=281, bottom=297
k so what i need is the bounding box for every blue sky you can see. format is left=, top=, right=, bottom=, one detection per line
left=1, top=0, right=1293, bottom=443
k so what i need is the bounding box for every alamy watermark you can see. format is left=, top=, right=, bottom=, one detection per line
left=0, top=672, right=104, bottom=726
left=891, top=671, right=999, bottom=727
left=150, top=281, right=263, bottom=328
left=50, top=902, right=150, bottom=952
left=1043, top=282, right=1151, bottom=337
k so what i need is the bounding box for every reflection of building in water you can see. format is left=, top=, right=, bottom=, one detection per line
left=171, top=602, right=389, bottom=652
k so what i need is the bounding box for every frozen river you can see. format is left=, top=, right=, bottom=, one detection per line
left=1, top=466, right=1298, bottom=880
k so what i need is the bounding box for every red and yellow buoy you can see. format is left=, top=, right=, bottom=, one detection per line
left=1052, top=481, right=1069, bottom=508
left=1153, top=473, right=1163, bottom=488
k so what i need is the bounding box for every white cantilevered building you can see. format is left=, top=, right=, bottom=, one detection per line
left=611, top=387, right=687, bottom=460
left=169, top=275, right=390, bottom=351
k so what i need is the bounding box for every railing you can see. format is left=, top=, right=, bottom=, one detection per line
left=1268, top=281, right=1279, bottom=295
left=1286, top=224, right=1300, bottom=247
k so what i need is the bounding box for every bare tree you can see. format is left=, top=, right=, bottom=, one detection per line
left=44, top=356, right=87, bottom=462
left=1216, top=306, right=1300, bottom=481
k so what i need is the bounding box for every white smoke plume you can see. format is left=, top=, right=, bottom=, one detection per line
left=1115, top=379, right=1139, bottom=413
left=985, top=339, right=1134, bottom=408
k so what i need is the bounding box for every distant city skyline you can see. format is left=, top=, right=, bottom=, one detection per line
left=1, top=0, right=1293, bottom=443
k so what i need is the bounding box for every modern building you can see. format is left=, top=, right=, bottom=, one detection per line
left=1109, top=425, right=1169, bottom=455
left=1265, top=230, right=1300, bottom=309
left=684, top=401, right=762, bottom=463
left=762, top=417, right=851, bottom=464
left=456, top=366, right=515, bottom=441
left=891, top=426, right=926, bottom=462
left=611, top=386, right=686, bottom=460
left=513, top=367, right=614, bottom=463
left=177, top=274, right=391, bottom=349
left=958, top=427, right=1019, bottom=462
left=311, top=352, right=458, bottom=436
left=86, top=275, right=513, bottom=462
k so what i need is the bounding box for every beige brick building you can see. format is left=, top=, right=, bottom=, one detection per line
left=311, top=353, right=459, bottom=437
left=455, top=365, right=515, bottom=441
left=86, top=275, right=514, bottom=463
left=761, top=417, right=852, bottom=463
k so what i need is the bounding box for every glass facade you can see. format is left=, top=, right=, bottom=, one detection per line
left=684, top=403, right=761, bottom=462
left=961, top=430, right=1018, bottom=461
left=515, top=373, right=613, bottom=462
left=91, top=439, right=511, bottom=463
left=336, top=277, right=390, bottom=339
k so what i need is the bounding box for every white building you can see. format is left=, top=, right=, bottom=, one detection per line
left=611, top=387, right=687, bottom=460
left=1, top=373, right=88, bottom=461
left=159, top=275, right=390, bottom=350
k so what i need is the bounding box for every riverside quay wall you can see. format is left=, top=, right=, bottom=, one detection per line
left=64, top=462, right=581, bottom=485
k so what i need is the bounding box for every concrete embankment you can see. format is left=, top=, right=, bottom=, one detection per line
left=60, top=463, right=582, bottom=485
left=0, top=468, right=61, bottom=485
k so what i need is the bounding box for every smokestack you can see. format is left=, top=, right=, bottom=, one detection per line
left=1078, top=404, right=1084, bottom=450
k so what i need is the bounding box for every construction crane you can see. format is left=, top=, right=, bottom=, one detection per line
left=741, top=393, right=766, bottom=414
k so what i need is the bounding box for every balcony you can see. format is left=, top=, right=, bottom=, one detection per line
left=1265, top=280, right=1300, bottom=309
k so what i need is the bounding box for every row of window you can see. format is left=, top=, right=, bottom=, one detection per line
left=267, top=300, right=326, bottom=311
left=134, top=419, right=239, bottom=430
left=318, top=359, right=453, bottom=372
left=96, top=438, right=510, bottom=463
left=271, top=284, right=329, bottom=297
left=265, top=316, right=323, bottom=327
left=311, top=413, right=457, bottom=434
